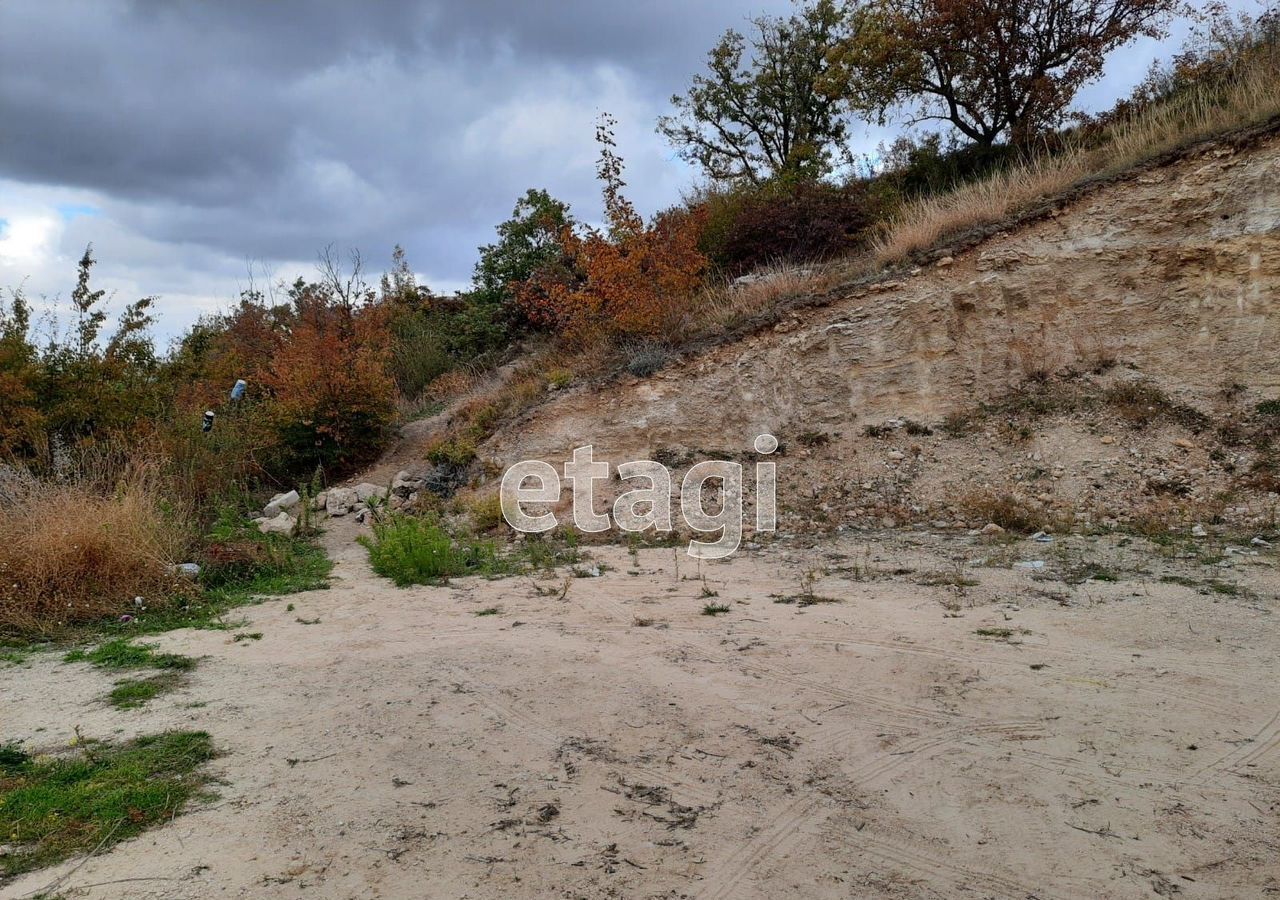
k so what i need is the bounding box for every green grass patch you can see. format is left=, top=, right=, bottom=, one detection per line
left=0, top=731, right=216, bottom=880
left=473, top=607, right=502, bottom=617
left=702, top=603, right=731, bottom=616
left=107, top=673, right=185, bottom=710
left=64, top=639, right=195, bottom=672
left=359, top=515, right=504, bottom=586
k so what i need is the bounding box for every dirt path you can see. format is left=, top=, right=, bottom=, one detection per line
left=4, top=520, right=1278, bottom=898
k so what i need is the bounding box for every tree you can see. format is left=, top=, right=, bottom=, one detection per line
left=659, top=0, right=854, bottom=184
left=474, top=189, right=573, bottom=310
left=0, top=288, right=43, bottom=457
left=835, top=0, right=1184, bottom=147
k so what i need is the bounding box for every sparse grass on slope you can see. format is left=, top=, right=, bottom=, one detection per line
left=874, top=51, right=1280, bottom=265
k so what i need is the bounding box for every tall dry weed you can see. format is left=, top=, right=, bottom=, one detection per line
left=0, top=462, right=197, bottom=638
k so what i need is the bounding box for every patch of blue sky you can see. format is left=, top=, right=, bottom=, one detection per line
left=56, top=203, right=101, bottom=221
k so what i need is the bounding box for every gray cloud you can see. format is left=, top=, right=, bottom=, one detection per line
left=0, top=0, right=1243, bottom=337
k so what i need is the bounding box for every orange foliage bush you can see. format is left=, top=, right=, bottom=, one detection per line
left=518, top=116, right=708, bottom=345
left=257, top=298, right=396, bottom=477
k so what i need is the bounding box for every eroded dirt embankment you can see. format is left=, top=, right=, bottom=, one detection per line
left=484, top=137, right=1280, bottom=533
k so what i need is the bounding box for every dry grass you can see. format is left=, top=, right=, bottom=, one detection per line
left=874, top=151, right=1091, bottom=265
left=691, top=264, right=847, bottom=335
left=955, top=488, right=1055, bottom=534
left=0, top=465, right=197, bottom=638
left=875, top=51, right=1280, bottom=266
left=1103, top=53, right=1280, bottom=171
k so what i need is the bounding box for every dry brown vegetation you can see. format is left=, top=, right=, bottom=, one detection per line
left=0, top=464, right=196, bottom=637
left=873, top=43, right=1280, bottom=264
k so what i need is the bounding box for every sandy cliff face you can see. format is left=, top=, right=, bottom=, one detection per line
left=486, top=136, right=1280, bottom=532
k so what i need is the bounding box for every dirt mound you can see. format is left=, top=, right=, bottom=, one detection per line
left=483, top=134, right=1280, bottom=535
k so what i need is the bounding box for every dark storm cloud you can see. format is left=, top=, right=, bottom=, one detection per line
left=0, top=0, right=1232, bottom=326
left=0, top=0, right=788, bottom=285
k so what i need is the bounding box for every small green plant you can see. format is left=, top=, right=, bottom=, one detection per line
left=64, top=639, right=195, bottom=672
left=107, top=673, right=184, bottom=709
left=546, top=368, right=573, bottom=389
left=426, top=436, right=477, bottom=468
left=702, top=603, right=731, bottom=616
left=359, top=515, right=503, bottom=586
left=0, top=731, right=216, bottom=878
left=468, top=493, right=504, bottom=532
left=473, top=606, right=502, bottom=617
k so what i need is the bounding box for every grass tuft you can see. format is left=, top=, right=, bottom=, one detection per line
left=64, top=639, right=195, bottom=672
left=107, top=673, right=185, bottom=709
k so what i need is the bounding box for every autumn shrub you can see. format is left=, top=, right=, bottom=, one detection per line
left=0, top=290, right=44, bottom=459
left=699, top=178, right=884, bottom=276
left=0, top=465, right=198, bottom=638
left=518, top=116, right=708, bottom=345
left=259, top=307, right=395, bottom=478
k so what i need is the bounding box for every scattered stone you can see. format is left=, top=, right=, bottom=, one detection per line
left=980, top=523, right=1005, bottom=535
left=392, top=471, right=425, bottom=498
left=264, top=489, right=300, bottom=518
left=312, top=491, right=327, bottom=511
left=259, top=512, right=297, bottom=536
left=1173, top=438, right=1195, bottom=450
left=1030, top=531, right=1054, bottom=543
left=1251, top=536, right=1271, bottom=547
left=1100, top=435, right=1115, bottom=445
left=355, top=483, right=389, bottom=503
left=887, top=450, right=906, bottom=462
left=170, top=563, right=201, bottom=579
left=1014, top=560, right=1046, bottom=570
left=935, top=256, right=954, bottom=268
left=1191, top=524, right=1209, bottom=538
left=326, top=487, right=359, bottom=517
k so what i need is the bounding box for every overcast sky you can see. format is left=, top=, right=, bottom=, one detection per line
left=0, top=0, right=1256, bottom=341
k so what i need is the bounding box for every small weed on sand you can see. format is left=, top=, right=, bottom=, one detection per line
left=107, top=672, right=185, bottom=709
left=64, top=639, right=195, bottom=672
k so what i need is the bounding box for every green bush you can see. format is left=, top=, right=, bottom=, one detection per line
left=359, top=516, right=502, bottom=585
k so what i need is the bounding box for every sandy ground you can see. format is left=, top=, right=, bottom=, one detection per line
left=3, top=522, right=1278, bottom=899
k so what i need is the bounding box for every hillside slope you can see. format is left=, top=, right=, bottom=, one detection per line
left=485, top=133, right=1280, bottom=534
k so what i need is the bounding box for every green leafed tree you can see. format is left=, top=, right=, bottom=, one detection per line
left=473, top=188, right=574, bottom=316
left=658, top=0, right=855, bottom=185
